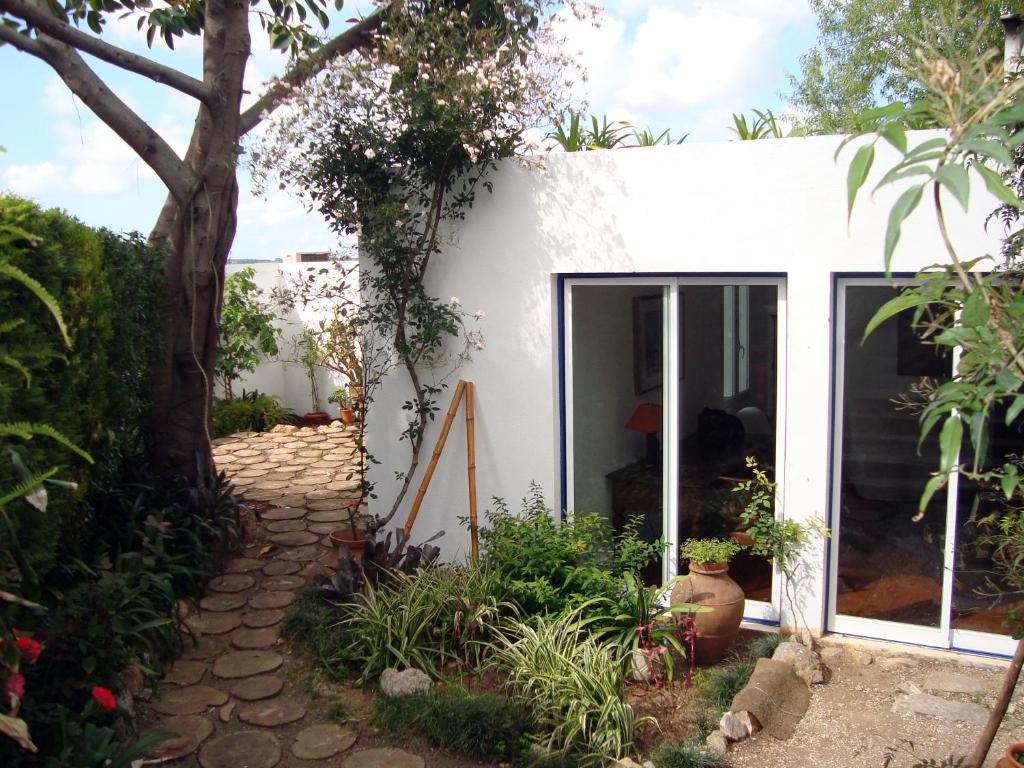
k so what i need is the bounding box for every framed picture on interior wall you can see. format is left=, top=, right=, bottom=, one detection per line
left=896, top=309, right=948, bottom=378
left=633, top=293, right=683, bottom=394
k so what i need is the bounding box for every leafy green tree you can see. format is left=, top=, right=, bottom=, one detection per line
left=789, top=0, right=1011, bottom=134
left=215, top=267, right=280, bottom=399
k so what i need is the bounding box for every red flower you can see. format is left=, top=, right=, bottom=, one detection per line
left=92, top=685, right=117, bottom=713
left=14, top=636, right=41, bottom=663
left=5, top=673, right=25, bottom=699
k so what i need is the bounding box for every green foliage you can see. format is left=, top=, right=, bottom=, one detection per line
left=549, top=112, right=687, bottom=151
left=492, top=606, right=650, bottom=766
left=650, top=743, right=724, bottom=768
left=374, top=688, right=534, bottom=764
left=478, top=484, right=663, bottom=616
left=679, top=538, right=745, bottom=565
left=700, top=633, right=785, bottom=711
left=212, top=391, right=291, bottom=437
left=282, top=586, right=357, bottom=676
left=216, top=268, right=280, bottom=399
left=788, top=0, right=1003, bottom=134
left=729, top=109, right=803, bottom=140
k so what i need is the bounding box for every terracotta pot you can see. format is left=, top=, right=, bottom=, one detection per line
left=329, top=529, right=367, bottom=560
left=1004, top=743, right=1024, bottom=768
left=304, top=411, right=331, bottom=427
left=339, top=408, right=357, bottom=425
left=671, top=561, right=745, bottom=665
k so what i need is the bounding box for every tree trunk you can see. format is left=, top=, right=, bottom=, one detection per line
left=149, top=0, right=250, bottom=483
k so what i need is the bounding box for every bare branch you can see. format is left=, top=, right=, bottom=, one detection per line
left=0, top=0, right=212, bottom=102
left=238, top=3, right=397, bottom=136
left=0, top=21, right=46, bottom=57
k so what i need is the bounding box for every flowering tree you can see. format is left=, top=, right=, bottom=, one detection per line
left=256, top=0, right=591, bottom=530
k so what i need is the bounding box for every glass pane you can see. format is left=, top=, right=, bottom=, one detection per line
left=678, top=284, right=777, bottom=601
left=572, top=285, right=664, bottom=584
left=835, top=286, right=950, bottom=627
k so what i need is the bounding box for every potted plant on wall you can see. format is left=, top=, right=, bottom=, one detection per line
left=328, top=388, right=357, bottom=424
left=297, top=329, right=331, bottom=426
left=672, top=537, right=747, bottom=664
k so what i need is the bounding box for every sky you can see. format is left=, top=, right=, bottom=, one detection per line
left=0, top=1, right=818, bottom=262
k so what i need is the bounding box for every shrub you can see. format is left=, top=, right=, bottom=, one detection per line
left=700, top=632, right=785, bottom=711
left=375, top=688, right=534, bottom=763
left=478, top=484, right=663, bottom=616
left=679, top=538, right=745, bottom=565
left=212, top=390, right=292, bottom=437
left=216, top=268, right=280, bottom=399
left=282, top=587, right=356, bottom=676
left=651, top=743, right=724, bottom=768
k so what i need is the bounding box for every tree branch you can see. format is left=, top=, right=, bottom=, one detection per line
left=0, top=0, right=213, bottom=103
left=238, top=3, right=397, bottom=136
left=2, top=25, right=196, bottom=203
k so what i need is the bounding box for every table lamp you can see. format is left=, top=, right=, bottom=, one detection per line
left=626, top=402, right=663, bottom=465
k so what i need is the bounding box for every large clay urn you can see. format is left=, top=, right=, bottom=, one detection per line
left=671, top=561, right=745, bottom=665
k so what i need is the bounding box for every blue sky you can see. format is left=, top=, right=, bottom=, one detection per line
left=0, top=1, right=817, bottom=261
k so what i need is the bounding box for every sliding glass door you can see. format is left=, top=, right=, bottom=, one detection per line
left=830, top=279, right=1018, bottom=655
left=564, top=276, right=786, bottom=621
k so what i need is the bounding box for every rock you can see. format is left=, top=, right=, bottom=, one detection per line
left=735, top=710, right=761, bottom=735
left=614, top=758, right=643, bottom=768
left=705, top=730, right=728, bottom=757
left=924, top=671, right=989, bottom=695
left=796, top=629, right=816, bottom=649
left=848, top=648, right=874, bottom=665
left=891, top=692, right=989, bottom=725
left=293, top=723, right=358, bottom=760
left=150, top=685, right=229, bottom=716
left=230, top=675, right=284, bottom=701
left=270, top=424, right=298, bottom=433
left=879, top=656, right=916, bottom=670
left=819, top=647, right=844, bottom=667
left=896, top=681, right=922, bottom=696
left=120, top=664, right=146, bottom=696
left=199, top=730, right=281, bottom=768
left=772, top=641, right=825, bottom=686
left=344, top=747, right=425, bottom=768
left=643, top=762, right=657, bottom=768
left=218, top=701, right=235, bottom=723
left=719, top=711, right=751, bottom=741
left=380, top=667, right=432, bottom=698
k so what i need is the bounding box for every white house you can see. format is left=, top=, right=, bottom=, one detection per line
left=362, top=133, right=1016, bottom=658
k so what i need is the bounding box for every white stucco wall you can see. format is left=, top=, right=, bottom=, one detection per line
left=360, top=132, right=1003, bottom=635
left=222, top=261, right=359, bottom=416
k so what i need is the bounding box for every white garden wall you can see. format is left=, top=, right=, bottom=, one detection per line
left=360, top=132, right=1003, bottom=636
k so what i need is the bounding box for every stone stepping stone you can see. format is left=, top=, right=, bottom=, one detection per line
left=891, top=692, right=989, bottom=725
left=231, top=626, right=281, bottom=649
left=151, top=685, right=229, bottom=715
left=344, top=747, right=425, bottom=768
left=266, top=519, right=306, bottom=533
left=200, top=593, right=248, bottom=612
left=181, top=635, right=226, bottom=660
left=247, top=489, right=285, bottom=501
left=306, top=499, right=350, bottom=512
left=923, top=671, right=989, bottom=695
left=271, top=494, right=309, bottom=507
left=213, top=650, right=283, bottom=679
left=262, top=574, right=305, bottom=591
left=233, top=449, right=262, bottom=458
left=144, top=715, right=213, bottom=760
left=230, top=674, right=284, bottom=701
left=199, top=730, right=281, bottom=768
left=224, top=557, right=263, bottom=573
left=308, top=510, right=349, bottom=523
left=292, top=724, right=357, bottom=760
left=308, top=522, right=344, bottom=534
left=243, top=609, right=285, bottom=629
left=235, top=469, right=268, bottom=479
left=270, top=530, right=320, bottom=547
left=307, top=489, right=341, bottom=500
left=238, top=698, right=307, bottom=727
left=209, top=574, right=257, bottom=593
left=325, top=481, right=361, bottom=492
left=236, top=456, right=266, bottom=466
left=186, top=612, right=242, bottom=636
left=249, top=591, right=296, bottom=610
left=277, top=544, right=325, bottom=562
left=261, top=506, right=306, bottom=521
left=262, top=560, right=301, bottom=576
left=162, top=660, right=207, bottom=686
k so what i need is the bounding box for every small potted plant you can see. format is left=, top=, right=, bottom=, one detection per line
left=1004, top=744, right=1024, bottom=768
left=297, top=329, right=330, bottom=426
left=328, top=388, right=357, bottom=425
left=671, top=537, right=747, bottom=664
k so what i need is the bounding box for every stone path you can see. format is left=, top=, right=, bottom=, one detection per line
left=137, top=423, right=425, bottom=768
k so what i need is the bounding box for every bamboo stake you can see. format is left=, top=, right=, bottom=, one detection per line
left=465, top=381, right=479, bottom=564
left=403, top=380, right=467, bottom=537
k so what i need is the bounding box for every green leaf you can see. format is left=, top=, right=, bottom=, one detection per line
left=862, top=291, right=929, bottom=342
left=879, top=121, right=908, bottom=154
left=847, top=143, right=875, bottom=220
left=884, top=184, right=924, bottom=273
left=961, top=289, right=989, bottom=327
left=1001, top=464, right=1019, bottom=500
left=0, top=261, right=70, bottom=347
left=918, top=474, right=947, bottom=515
left=1008, top=394, right=1024, bottom=425
left=939, top=414, right=962, bottom=473
left=934, top=164, right=970, bottom=211
left=975, top=163, right=1024, bottom=208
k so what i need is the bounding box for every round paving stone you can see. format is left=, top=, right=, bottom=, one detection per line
left=262, top=574, right=305, bottom=591
left=162, top=660, right=206, bottom=686
left=262, top=560, right=301, bottom=576
left=308, top=522, right=344, bottom=534
left=292, top=724, right=357, bottom=760
left=249, top=591, right=296, bottom=610
left=344, top=747, right=425, bottom=768
left=305, top=499, right=348, bottom=512
left=230, top=626, right=281, bottom=649
left=243, top=609, right=285, bottom=629
left=270, top=530, right=319, bottom=547
left=181, top=635, right=226, bottom=660
left=200, top=593, right=248, bottom=612
left=246, top=489, right=285, bottom=501
left=224, top=557, right=263, bottom=573
left=199, top=730, right=281, bottom=768
left=150, top=685, right=229, bottom=715
left=265, top=519, right=306, bottom=533
left=276, top=544, right=325, bottom=562
left=229, top=674, right=284, bottom=701
left=186, top=612, right=242, bottom=636
left=238, top=698, right=307, bottom=727
left=272, top=494, right=309, bottom=507
left=260, top=507, right=306, bottom=521
left=308, top=510, right=348, bottom=523
left=208, top=574, right=257, bottom=593
left=212, top=650, right=283, bottom=679
left=145, top=715, right=213, bottom=760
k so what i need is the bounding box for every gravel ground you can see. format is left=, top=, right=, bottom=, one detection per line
left=728, top=643, right=1024, bottom=768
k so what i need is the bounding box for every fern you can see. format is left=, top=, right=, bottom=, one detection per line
left=0, top=355, right=31, bottom=387
left=0, top=466, right=58, bottom=509
left=0, top=260, right=70, bottom=347
left=0, top=422, right=92, bottom=463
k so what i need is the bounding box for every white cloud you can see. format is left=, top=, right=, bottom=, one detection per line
left=2, top=162, right=67, bottom=195
left=41, top=76, right=80, bottom=118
